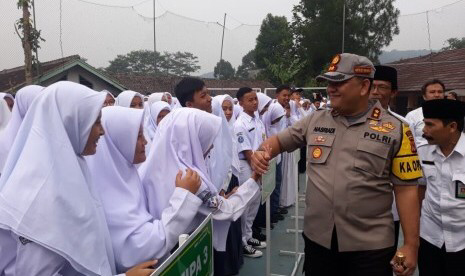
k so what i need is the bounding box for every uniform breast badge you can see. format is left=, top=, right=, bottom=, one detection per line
left=312, top=147, right=322, bottom=159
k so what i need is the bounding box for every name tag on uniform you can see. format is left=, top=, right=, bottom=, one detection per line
left=456, top=181, right=465, bottom=199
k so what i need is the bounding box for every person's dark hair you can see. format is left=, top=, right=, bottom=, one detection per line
left=174, top=77, right=205, bottom=107
left=290, top=88, right=303, bottom=95
left=276, top=85, right=291, bottom=94
left=236, top=87, right=254, bottom=101
left=441, top=118, right=464, bottom=132
left=447, top=91, right=458, bottom=100
left=421, top=79, right=445, bottom=95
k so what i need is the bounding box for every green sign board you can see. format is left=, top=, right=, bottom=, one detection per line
left=152, top=214, right=213, bottom=276
left=261, top=158, right=277, bottom=204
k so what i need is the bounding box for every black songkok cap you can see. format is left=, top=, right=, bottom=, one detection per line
left=374, top=65, right=398, bottom=90
left=422, top=99, right=465, bottom=120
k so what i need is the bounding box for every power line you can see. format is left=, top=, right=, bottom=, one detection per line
left=400, top=0, right=465, bottom=16
left=74, top=0, right=151, bottom=9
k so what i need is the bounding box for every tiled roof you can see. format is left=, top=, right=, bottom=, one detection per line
left=111, top=73, right=275, bottom=96
left=0, top=55, right=81, bottom=92
left=388, top=48, right=465, bottom=92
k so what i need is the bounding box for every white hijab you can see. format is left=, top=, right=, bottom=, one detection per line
left=87, top=107, right=156, bottom=273
left=147, top=93, right=165, bottom=106
left=212, top=95, right=240, bottom=175
left=0, top=81, right=116, bottom=276
left=144, top=101, right=171, bottom=142
left=257, top=92, right=272, bottom=114
left=0, top=85, right=43, bottom=173
left=171, top=97, right=181, bottom=110
left=0, top=99, right=10, bottom=131
left=0, top=93, right=14, bottom=105
left=115, top=90, right=143, bottom=108
left=140, top=108, right=221, bottom=218
left=233, top=104, right=242, bottom=120
left=210, top=97, right=234, bottom=190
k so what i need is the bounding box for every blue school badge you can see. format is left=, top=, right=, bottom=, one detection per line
left=238, top=136, right=244, bottom=143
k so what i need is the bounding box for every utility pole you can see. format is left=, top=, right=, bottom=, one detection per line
left=218, top=13, right=226, bottom=79
left=32, top=0, right=40, bottom=76
left=342, top=0, right=346, bottom=53
left=21, top=0, right=33, bottom=84
left=153, top=0, right=157, bottom=73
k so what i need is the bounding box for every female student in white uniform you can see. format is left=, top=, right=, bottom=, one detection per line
left=212, top=95, right=244, bottom=275
left=87, top=106, right=202, bottom=273
left=140, top=108, right=263, bottom=272
left=115, top=90, right=144, bottom=109
left=0, top=82, right=154, bottom=276
left=0, top=85, right=43, bottom=174
left=143, top=101, right=171, bottom=153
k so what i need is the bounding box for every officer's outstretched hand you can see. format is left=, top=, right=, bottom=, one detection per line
left=390, top=245, right=417, bottom=276
left=251, top=145, right=272, bottom=175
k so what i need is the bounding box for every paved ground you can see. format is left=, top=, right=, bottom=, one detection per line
left=239, top=174, right=419, bottom=276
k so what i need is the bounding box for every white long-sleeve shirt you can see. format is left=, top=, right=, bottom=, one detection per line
left=419, top=133, right=465, bottom=252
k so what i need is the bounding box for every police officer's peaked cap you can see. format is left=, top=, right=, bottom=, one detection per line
left=316, top=53, right=375, bottom=82
left=374, top=65, right=398, bottom=90
left=422, top=99, right=465, bottom=121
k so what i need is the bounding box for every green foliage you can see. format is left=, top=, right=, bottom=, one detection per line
left=16, top=0, right=45, bottom=64
left=214, top=59, right=235, bottom=80
left=105, top=50, right=200, bottom=76
left=442, top=37, right=465, bottom=51
left=254, top=14, right=294, bottom=85
left=236, top=50, right=257, bottom=79
left=292, top=0, right=399, bottom=83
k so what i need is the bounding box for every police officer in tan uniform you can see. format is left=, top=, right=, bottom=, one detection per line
left=251, top=53, right=422, bottom=276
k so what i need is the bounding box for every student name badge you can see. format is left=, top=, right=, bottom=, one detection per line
left=455, top=181, right=465, bottom=199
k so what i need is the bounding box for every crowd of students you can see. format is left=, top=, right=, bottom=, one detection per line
left=0, top=78, right=324, bottom=275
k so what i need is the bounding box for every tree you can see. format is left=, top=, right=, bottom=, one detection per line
left=214, top=59, right=235, bottom=80
left=292, top=0, right=399, bottom=83
left=105, top=50, right=200, bottom=76
left=236, top=50, right=257, bottom=79
left=15, top=0, right=45, bottom=84
left=442, top=37, right=465, bottom=51
left=254, top=14, right=294, bottom=84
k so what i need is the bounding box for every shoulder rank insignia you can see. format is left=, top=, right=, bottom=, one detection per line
left=371, top=107, right=381, bottom=119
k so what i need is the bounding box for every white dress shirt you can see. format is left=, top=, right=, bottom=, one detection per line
left=405, top=107, right=428, bottom=147
left=419, top=133, right=465, bottom=252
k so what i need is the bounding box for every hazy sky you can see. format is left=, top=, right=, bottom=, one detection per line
left=1, top=0, right=464, bottom=74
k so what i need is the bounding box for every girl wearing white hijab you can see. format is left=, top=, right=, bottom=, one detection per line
left=0, top=99, right=11, bottom=132
left=87, top=106, right=202, bottom=272
left=144, top=101, right=171, bottom=142
left=257, top=92, right=272, bottom=117
left=0, top=82, right=154, bottom=276
left=142, top=101, right=171, bottom=156
left=0, top=85, right=43, bottom=174
left=0, top=93, right=15, bottom=111
left=140, top=108, right=262, bottom=253
left=212, top=95, right=245, bottom=275
left=115, top=90, right=144, bottom=109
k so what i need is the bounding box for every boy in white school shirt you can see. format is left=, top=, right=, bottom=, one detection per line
left=234, top=87, right=267, bottom=258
